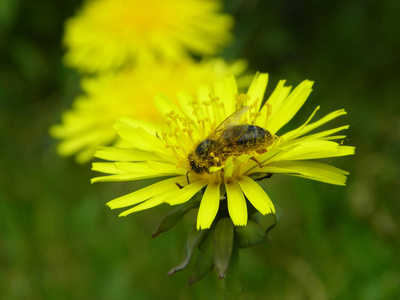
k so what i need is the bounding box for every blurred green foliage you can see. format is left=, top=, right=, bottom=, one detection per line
left=1, top=0, right=399, bottom=299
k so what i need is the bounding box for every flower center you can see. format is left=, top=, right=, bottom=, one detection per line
left=160, top=93, right=274, bottom=175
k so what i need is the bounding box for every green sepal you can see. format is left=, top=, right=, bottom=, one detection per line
left=167, top=227, right=206, bottom=276
left=213, top=218, right=234, bottom=279
left=152, top=192, right=201, bottom=238
left=187, top=228, right=215, bottom=286
left=235, top=219, right=267, bottom=248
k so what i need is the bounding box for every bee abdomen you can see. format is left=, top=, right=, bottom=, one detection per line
left=237, top=125, right=267, bottom=145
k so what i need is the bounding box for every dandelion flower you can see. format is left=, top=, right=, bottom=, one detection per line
left=50, top=59, right=246, bottom=163
left=63, top=0, right=233, bottom=73
left=92, top=73, right=355, bottom=230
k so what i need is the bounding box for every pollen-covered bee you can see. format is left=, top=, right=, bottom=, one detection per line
left=188, top=106, right=275, bottom=174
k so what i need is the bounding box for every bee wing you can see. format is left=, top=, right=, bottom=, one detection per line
left=207, top=106, right=250, bottom=140
left=210, top=124, right=250, bottom=153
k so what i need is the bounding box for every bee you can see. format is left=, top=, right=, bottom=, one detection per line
left=188, top=106, right=275, bottom=174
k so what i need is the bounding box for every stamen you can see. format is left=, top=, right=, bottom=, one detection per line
left=265, top=103, right=272, bottom=118
left=251, top=111, right=262, bottom=124
left=235, top=94, right=248, bottom=108
left=251, top=97, right=260, bottom=109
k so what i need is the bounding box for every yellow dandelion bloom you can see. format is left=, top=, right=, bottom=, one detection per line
left=50, top=59, right=246, bottom=163
left=92, top=73, right=355, bottom=230
left=64, top=0, right=233, bottom=73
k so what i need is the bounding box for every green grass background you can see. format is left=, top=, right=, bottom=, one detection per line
left=1, top=0, right=399, bottom=299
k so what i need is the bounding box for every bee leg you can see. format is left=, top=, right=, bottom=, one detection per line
left=219, top=169, right=225, bottom=180
left=254, top=173, right=273, bottom=181
left=175, top=182, right=185, bottom=189
left=186, top=171, right=190, bottom=185
left=250, top=156, right=263, bottom=168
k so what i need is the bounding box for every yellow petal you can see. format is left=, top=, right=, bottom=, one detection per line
left=94, top=146, right=162, bottom=162
left=177, top=91, right=196, bottom=119
left=107, top=176, right=186, bottom=209
left=301, top=109, right=347, bottom=135
left=267, top=80, right=314, bottom=134
left=154, top=93, right=183, bottom=118
left=225, top=178, right=247, bottom=226
left=92, top=162, right=162, bottom=182
left=92, top=162, right=125, bottom=175
left=119, top=197, right=164, bottom=217
left=246, top=72, right=268, bottom=111
left=236, top=176, right=275, bottom=215
left=278, top=106, right=320, bottom=142
left=117, top=116, right=162, bottom=135
left=147, top=161, right=187, bottom=175
left=113, top=121, right=167, bottom=153
left=256, top=80, right=290, bottom=127
left=197, top=182, right=221, bottom=230
left=232, top=154, right=252, bottom=176
left=223, top=156, right=235, bottom=177
left=165, top=180, right=207, bottom=205
left=273, top=140, right=355, bottom=162
left=282, top=125, right=350, bottom=145
left=91, top=172, right=161, bottom=183
left=257, top=160, right=350, bottom=185
left=214, top=75, right=238, bottom=117
left=280, top=109, right=347, bottom=142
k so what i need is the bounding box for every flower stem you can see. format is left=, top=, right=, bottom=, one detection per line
left=223, top=244, right=240, bottom=300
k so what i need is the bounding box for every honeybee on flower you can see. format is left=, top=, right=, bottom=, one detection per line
left=188, top=105, right=276, bottom=174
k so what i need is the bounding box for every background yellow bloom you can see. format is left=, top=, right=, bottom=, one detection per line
left=63, top=0, right=234, bottom=73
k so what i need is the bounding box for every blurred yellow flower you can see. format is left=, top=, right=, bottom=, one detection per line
left=92, top=73, right=355, bottom=230
left=50, top=59, right=246, bottom=163
left=63, top=0, right=234, bottom=73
